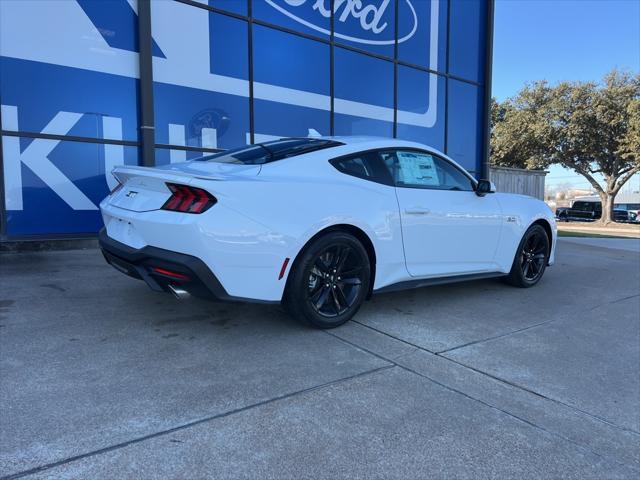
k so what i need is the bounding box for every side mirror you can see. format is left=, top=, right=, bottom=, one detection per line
left=475, top=179, right=495, bottom=197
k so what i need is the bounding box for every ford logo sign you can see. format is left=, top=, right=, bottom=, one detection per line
left=265, top=0, right=418, bottom=46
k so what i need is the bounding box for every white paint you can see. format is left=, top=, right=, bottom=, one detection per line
left=2, top=106, right=97, bottom=210
left=100, top=137, right=557, bottom=302
left=168, top=124, right=187, bottom=164
left=201, top=128, right=217, bottom=149
left=264, top=0, right=418, bottom=46
left=102, top=116, right=125, bottom=190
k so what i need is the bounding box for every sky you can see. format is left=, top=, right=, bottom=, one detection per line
left=492, top=0, right=640, bottom=193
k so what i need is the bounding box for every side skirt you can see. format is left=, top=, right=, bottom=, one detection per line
left=374, top=272, right=506, bottom=295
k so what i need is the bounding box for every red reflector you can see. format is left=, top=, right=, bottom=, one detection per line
left=110, top=181, right=124, bottom=195
left=151, top=267, right=190, bottom=280
left=161, top=183, right=217, bottom=214
left=278, top=257, right=290, bottom=280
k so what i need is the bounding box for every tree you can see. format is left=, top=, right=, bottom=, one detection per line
left=491, top=70, right=640, bottom=224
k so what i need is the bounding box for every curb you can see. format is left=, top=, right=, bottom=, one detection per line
left=0, top=238, right=99, bottom=253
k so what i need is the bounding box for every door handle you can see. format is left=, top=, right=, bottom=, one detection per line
left=404, top=207, right=431, bottom=215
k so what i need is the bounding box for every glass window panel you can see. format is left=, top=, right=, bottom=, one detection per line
left=154, top=82, right=250, bottom=150
left=446, top=79, right=484, bottom=173
left=396, top=66, right=445, bottom=150
left=385, top=150, right=473, bottom=190
left=155, top=147, right=220, bottom=166
left=0, top=57, right=139, bottom=142
left=448, top=0, right=487, bottom=83
left=0, top=0, right=150, bottom=66
left=252, top=0, right=330, bottom=39
left=397, top=0, right=447, bottom=72
left=253, top=26, right=330, bottom=138
left=152, top=6, right=249, bottom=150
left=0, top=0, right=141, bottom=141
left=331, top=151, right=394, bottom=185
left=209, top=13, right=249, bottom=79
left=334, top=47, right=393, bottom=136
left=332, top=0, right=395, bottom=58
left=253, top=25, right=329, bottom=94
left=335, top=47, right=393, bottom=108
left=2, top=136, right=139, bottom=235
left=254, top=100, right=330, bottom=140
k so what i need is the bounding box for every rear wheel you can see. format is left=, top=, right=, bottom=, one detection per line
left=284, top=232, right=371, bottom=329
left=505, top=224, right=550, bottom=287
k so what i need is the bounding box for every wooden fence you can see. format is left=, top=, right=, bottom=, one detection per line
left=488, top=166, right=547, bottom=200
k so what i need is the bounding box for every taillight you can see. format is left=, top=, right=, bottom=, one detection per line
left=110, top=181, right=124, bottom=195
left=161, top=183, right=217, bottom=214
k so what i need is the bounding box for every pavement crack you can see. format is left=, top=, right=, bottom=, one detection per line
left=349, top=319, right=640, bottom=439
left=440, top=355, right=640, bottom=437
left=585, top=293, right=640, bottom=312
left=435, top=317, right=561, bottom=355
left=1, top=364, right=394, bottom=480
left=351, top=319, right=437, bottom=353
left=325, top=329, right=640, bottom=472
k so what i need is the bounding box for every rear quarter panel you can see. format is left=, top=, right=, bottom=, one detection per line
left=188, top=155, right=407, bottom=295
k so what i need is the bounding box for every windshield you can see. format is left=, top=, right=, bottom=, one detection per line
left=195, top=138, right=343, bottom=165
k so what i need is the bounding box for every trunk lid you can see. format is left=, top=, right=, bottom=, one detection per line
left=107, top=162, right=260, bottom=212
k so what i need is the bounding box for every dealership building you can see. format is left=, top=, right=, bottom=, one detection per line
left=0, top=0, right=492, bottom=239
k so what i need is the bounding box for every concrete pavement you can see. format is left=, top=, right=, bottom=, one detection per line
left=0, top=238, right=638, bottom=479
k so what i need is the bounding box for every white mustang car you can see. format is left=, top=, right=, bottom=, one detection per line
left=100, top=136, right=556, bottom=328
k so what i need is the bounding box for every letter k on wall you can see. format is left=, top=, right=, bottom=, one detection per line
left=2, top=105, right=124, bottom=211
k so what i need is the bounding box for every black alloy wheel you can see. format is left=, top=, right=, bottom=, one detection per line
left=284, top=232, right=371, bottom=328
left=520, top=230, right=547, bottom=281
left=307, top=243, right=364, bottom=317
left=505, top=224, right=550, bottom=287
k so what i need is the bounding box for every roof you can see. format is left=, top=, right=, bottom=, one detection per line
left=313, top=135, right=448, bottom=157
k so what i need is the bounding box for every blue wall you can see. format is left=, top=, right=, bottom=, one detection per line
left=0, top=0, right=489, bottom=237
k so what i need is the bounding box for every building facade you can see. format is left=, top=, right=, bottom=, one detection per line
left=0, top=0, right=493, bottom=238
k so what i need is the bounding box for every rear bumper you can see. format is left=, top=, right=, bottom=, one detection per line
left=99, top=228, right=276, bottom=304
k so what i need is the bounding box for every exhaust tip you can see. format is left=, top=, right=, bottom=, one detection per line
left=168, top=284, right=190, bottom=300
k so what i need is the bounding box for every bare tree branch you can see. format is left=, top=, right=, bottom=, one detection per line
left=613, top=164, right=640, bottom=195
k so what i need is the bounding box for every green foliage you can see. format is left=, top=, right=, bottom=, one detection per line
left=491, top=70, right=640, bottom=223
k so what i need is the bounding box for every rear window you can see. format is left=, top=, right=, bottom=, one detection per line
left=195, top=138, right=343, bottom=165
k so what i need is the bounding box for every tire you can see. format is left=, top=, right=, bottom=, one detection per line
left=505, top=224, right=550, bottom=288
left=284, top=232, right=371, bottom=329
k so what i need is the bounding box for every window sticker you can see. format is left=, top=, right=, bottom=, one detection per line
left=397, top=152, right=440, bottom=186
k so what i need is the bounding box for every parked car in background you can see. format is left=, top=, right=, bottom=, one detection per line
left=555, top=206, right=570, bottom=220
left=556, top=200, right=630, bottom=222
left=615, top=203, right=640, bottom=223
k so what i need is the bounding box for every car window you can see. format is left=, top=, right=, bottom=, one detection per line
left=383, top=150, right=474, bottom=191
left=330, top=152, right=394, bottom=186
left=572, top=201, right=600, bottom=212
left=196, top=138, right=343, bottom=165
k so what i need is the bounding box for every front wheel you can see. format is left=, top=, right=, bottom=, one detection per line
left=284, top=232, right=371, bottom=329
left=505, top=224, right=550, bottom=288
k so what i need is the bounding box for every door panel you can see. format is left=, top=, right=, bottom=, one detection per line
left=386, top=150, right=503, bottom=278
left=396, top=188, right=503, bottom=277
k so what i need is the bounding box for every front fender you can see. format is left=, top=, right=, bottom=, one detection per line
left=494, top=194, right=557, bottom=271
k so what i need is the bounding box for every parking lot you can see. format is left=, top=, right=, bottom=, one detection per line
left=1, top=238, right=639, bottom=479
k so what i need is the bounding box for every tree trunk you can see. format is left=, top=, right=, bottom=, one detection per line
left=599, top=192, right=615, bottom=224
